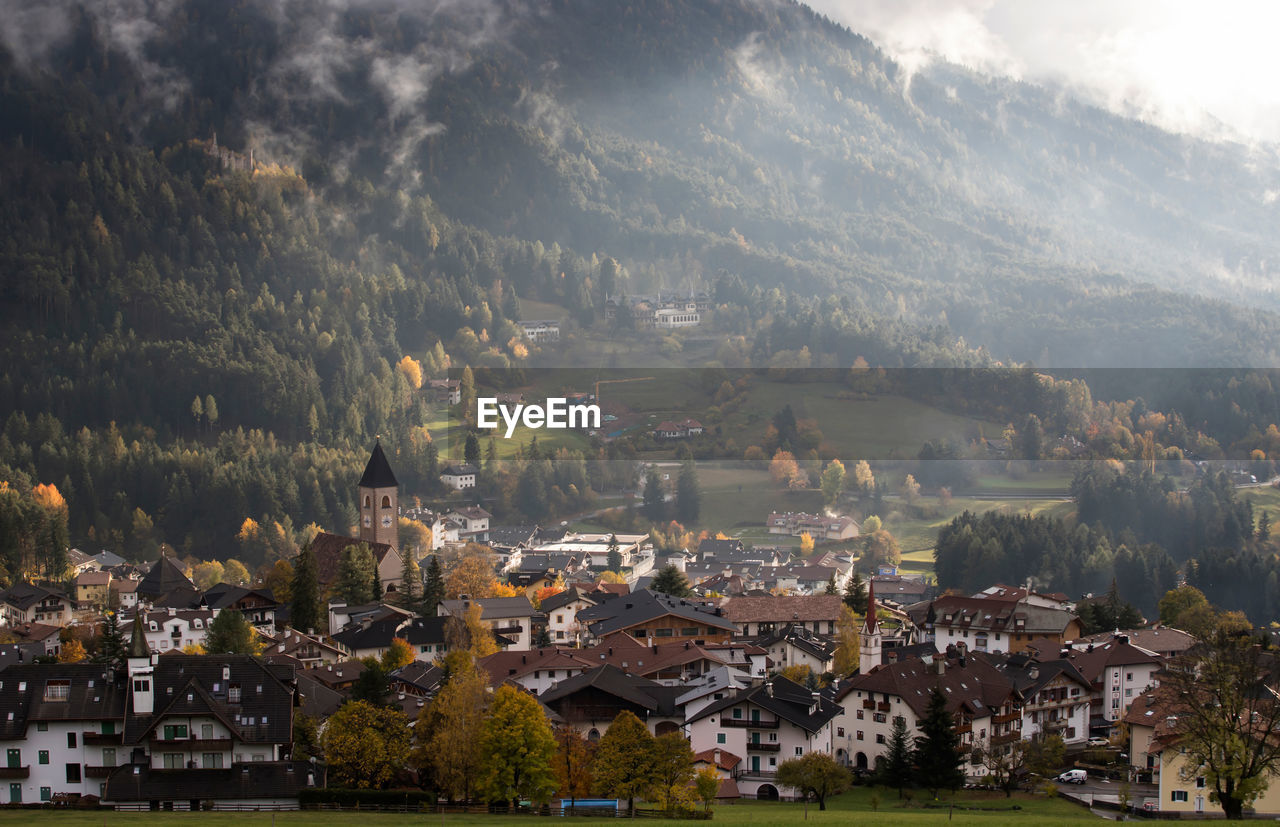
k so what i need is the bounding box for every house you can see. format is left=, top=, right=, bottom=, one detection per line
left=540, top=587, right=601, bottom=645
left=427, top=378, right=461, bottom=405
left=258, top=629, right=344, bottom=668
left=326, top=601, right=413, bottom=636
left=109, top=579, right=140, bottom=610
left=1074, top=626, right=1195, bottom=660
left=1044, top=633, right=1162, bottom=731
left=652, top=419, right=704, bottom=440
left=74, top=571, right=112, bottom=609
left=686, top=676, right=841, bottom=800
left=765, top=512, right=859, bottom=542
left=440, top=464, right=478, bottom=491
left=539, top=664, right=682, bottom=740
left=719, top=595, right=846, bottom=638
left=90, top=550, right=127, bottom=570
left=202, top=585, right=279, bottom=634
left=577, top=590, right=738, bottom=645
left=922, top=593, right=1083, bottom=656
left=439, top=596, right=537, bottom=651
left=6, top=623, right=63, bottom=656
left=66, top=549, right=97, bottom=576
left=122, top=608, right=219, bottom=654
left=442, top=506, right=492, bottom=544
left=519, top=320, right=561, bottom=343
left=297, top=660, right=366, bottom=694
left=869, top=574, right=931, bottom=604
left=989, top=651, right=1093, bottom=746
left=0, top=583, right=75, bottom=628
left=479, top=648, right=596, bottom=694
left=755, top=625, right=837, bottom=675
left=697, top=539, right=744, bottom=559
left=528, top=532, right=648, bottom=571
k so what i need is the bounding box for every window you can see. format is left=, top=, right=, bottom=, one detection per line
left=856, top=731, right=864, bottom=741
left=201, top=724, right=213, bottom=740
left=132, top=679, right=149, bottom=693
left=837, top=727, right=845, bottom=737
left=857, top=710, right=864, bottom=719
left=681, top=627, right=699, bottom=636
left=716, top=733, right=725, bottom=744
left=38, top=750, right=48, bottom=765
left=1196, top=777, right=1206, bottom=789
left=876, top=734, right=886, bottom=744
left=40, top=787, right=51, bottom=802
left=769, top=733, right=777, bottom=742
left=1126, top=672, right=1134, bottom=681
left=36, top=723, right=47, bottom=732
left=228, top=683, right=241, bottom=704
left=654, top=628, right=673, bottom=637
left=6, top=749, right=19, bottom=768
left=102, top=748, right=115, bottom=767
left=67, top=732, right=77, bottom=748
left=1172, top=791, right=1188, bottom=802
left=44, top=680, right=70, bottom=701
left=163, top=724, right=188, bottom=740
left=732, top=708, right=742, bottom=719
left=873, top=713, right=887, bottom=723
left=795, top=747, right=803, bottom=756
left=163, top=753, right=184, bottom=769
left=555, top=615, right=564, bottom=624
left=203, top=753, right=223, bottom=769
left=66, top=763, right=81, bottom=783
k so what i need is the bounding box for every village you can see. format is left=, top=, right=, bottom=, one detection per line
left=0, top=443, right=1228, bottom=817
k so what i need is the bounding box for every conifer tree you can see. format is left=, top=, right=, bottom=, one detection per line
left=913, top=687, right=965, bottom=795
left=422, top=554, right=446, bottom=614
left=880, top=715, right=915, bottom=797
left=290, top=540, right=322, bottom=633
left=651, top=563, right=692, bottom=598
left=844, top=570, right=867, bottom=612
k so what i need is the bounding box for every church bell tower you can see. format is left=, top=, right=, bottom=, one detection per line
left=358, top=439, right=399, bottom=550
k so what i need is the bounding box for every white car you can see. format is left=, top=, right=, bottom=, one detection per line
left=1086, top=737, right=1110, bottom=748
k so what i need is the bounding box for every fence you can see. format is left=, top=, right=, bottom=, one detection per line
left=432, top=803, right=712, bottom=819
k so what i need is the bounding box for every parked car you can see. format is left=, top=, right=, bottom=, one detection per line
left=1057, top=769, right=1088, bottom=785
left=1086, top=737, right=1110, bottom=748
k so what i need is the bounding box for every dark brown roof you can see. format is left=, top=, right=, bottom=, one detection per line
left=359, top=441, right=399, bottom=489
left=105, top=760, right=315, bottom=802
left=137, top=556, right=194, bottom=599
left=0, top=664, right=128, bottom=738
left=308, top=532, right=394, bottom=586
left=719, top=595, right=845, bottom=624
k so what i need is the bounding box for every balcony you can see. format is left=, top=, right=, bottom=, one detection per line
left=877, top=702, right=891, bottom=712
left=732, top=769, right=777, bottom=781
left=990, top=731, right=1022, bottom=746
left=0, top=767, right=29, bottom=779
left=720, top=718, right=779, bottom=729
left=84, top=732, right=123, bottom=746
left=954, top=723, right=973, bottom=735
left=494, top=625, right=524, bottom=636
left=992, top=712, right=1021, bottom=725
left=85, top=765, right=115, bottom=779
left=1044, top=718, right=1068, bottom=730
left=862, top=699, right=875, bottom=710
left=746, top=742, right=781, bottom=752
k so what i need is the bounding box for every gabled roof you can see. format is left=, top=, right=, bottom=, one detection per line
left=332, top=615, right=406, bottom=652
left=688, top=675, right=840, bottom=733
left=539, top=664, right=670, bottom=713
left=540, top=586, right=597, bottom=614
left=755, top=625, right=837, bottom=661
left=718, top=595, right=845, bottom=624
left=359, top=441, right=399, bottom=488
left=0, top=664, right=128, bottom=738
left=203, top=584, right=278, bottom=610
left=580, top=590, right=738, bottom=637
left=308, top=532, right=395, bottom=586
left=836, top=653, right=1014, bottom=719
left=137, top=556, right=195, bottom=599
left=440, top=596, right=535, bottom=620
left=0, top=582, right=71, bottom=610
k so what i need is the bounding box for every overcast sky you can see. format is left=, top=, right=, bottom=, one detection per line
left=803, top=0, right=1280, bottom=145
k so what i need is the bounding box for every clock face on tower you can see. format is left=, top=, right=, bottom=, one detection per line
left=381, top=515, right=392, bottom=528
left=363, top=516, right=371, bottom=527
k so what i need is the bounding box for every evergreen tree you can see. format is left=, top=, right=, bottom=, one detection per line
left=205, top=608, right=261, bottom=655
left=650, top=563, right=692, bottom=598
left=606, top=534, right=623, bottom=573
left=464, top=433, right=481, bottom=467
left=913, top=687, right=965, bottom=795
left=337, top=543, right=377, bottom=605
left=1260, top=511, right=1272, bottom=541
left=399, top=550, right=420, bottom=603
left=879, top=715, right=915, bottom=797
left=844, top=570, right=868, bottom=612
left=825, top=574, right=838, bottom=595
left=675, top=461, right=701, bottom=524
left=642, top=469, right=665, bottom=523
left=422, top=554, right=446, bottom=614
left=350, top=659, right=389, bottom=705
left=95, top=611, right=125, bottom=666
left=290, top=541, right=322, bottom=633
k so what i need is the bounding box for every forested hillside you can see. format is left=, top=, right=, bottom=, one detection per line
left=4, top=0, right=1280, bottom=568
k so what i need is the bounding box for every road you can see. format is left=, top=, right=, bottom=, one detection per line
left=1055, top=777, right=1158, bottom=810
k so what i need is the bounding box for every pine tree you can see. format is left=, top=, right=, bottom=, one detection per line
left=844, top=570, right=867, bottom=612
left=399, top=550, right=420, bottom=603
left=879, top=715, right=915, bottom=797
left=290, top=540, right=322, bottom=633
left=651, top=563, right=691, bottom=598
left=913, top=686, right=965, bottom=795
left=1260, top=511, right=1272, bottom=541
left=464, top=433, right=481, bottom=467
left=95, top=611, right=125, bottom=665
left=422, top=555, right=446, bottom=614
left=336, top=543, right=377, bottom=605
left=606, top=534, right=623, bottom=573
left=642, top=469, right=665, bottom=523
left=675, top=461, right=700, bottom=524
left=825, top=574, right=838, bottom=595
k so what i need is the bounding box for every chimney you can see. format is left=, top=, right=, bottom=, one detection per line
left=765, top=682, right=773, bottom=697
left=934, top=654, right=945, bottom=675
left=1059, top=647, right=1070, bottom=658
left=1028, top=666, right=1040, bottom=680
left=713, top=749, right=721, bottom=765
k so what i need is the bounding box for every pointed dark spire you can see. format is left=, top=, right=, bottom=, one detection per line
left=358, top=439, right=399, bottom=488
left=864, top=576, right=878, bottom=633
left=128, top=613, right=150, bottom=659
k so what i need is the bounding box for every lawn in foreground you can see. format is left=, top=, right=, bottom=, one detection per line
left=0, top=789, right=1100, bottom=826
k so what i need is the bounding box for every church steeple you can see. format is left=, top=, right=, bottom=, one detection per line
left=127, top=612, right=155, bottom=714
left=358, top=438, right=399, bottom=550
left=859, top=576, right=882, bottom=675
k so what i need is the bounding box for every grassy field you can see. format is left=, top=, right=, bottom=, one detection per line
left=0, top=789, right=1101, bottom=825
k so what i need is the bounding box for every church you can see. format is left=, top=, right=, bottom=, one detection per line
left=308, top=441, right=406, bottom=597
